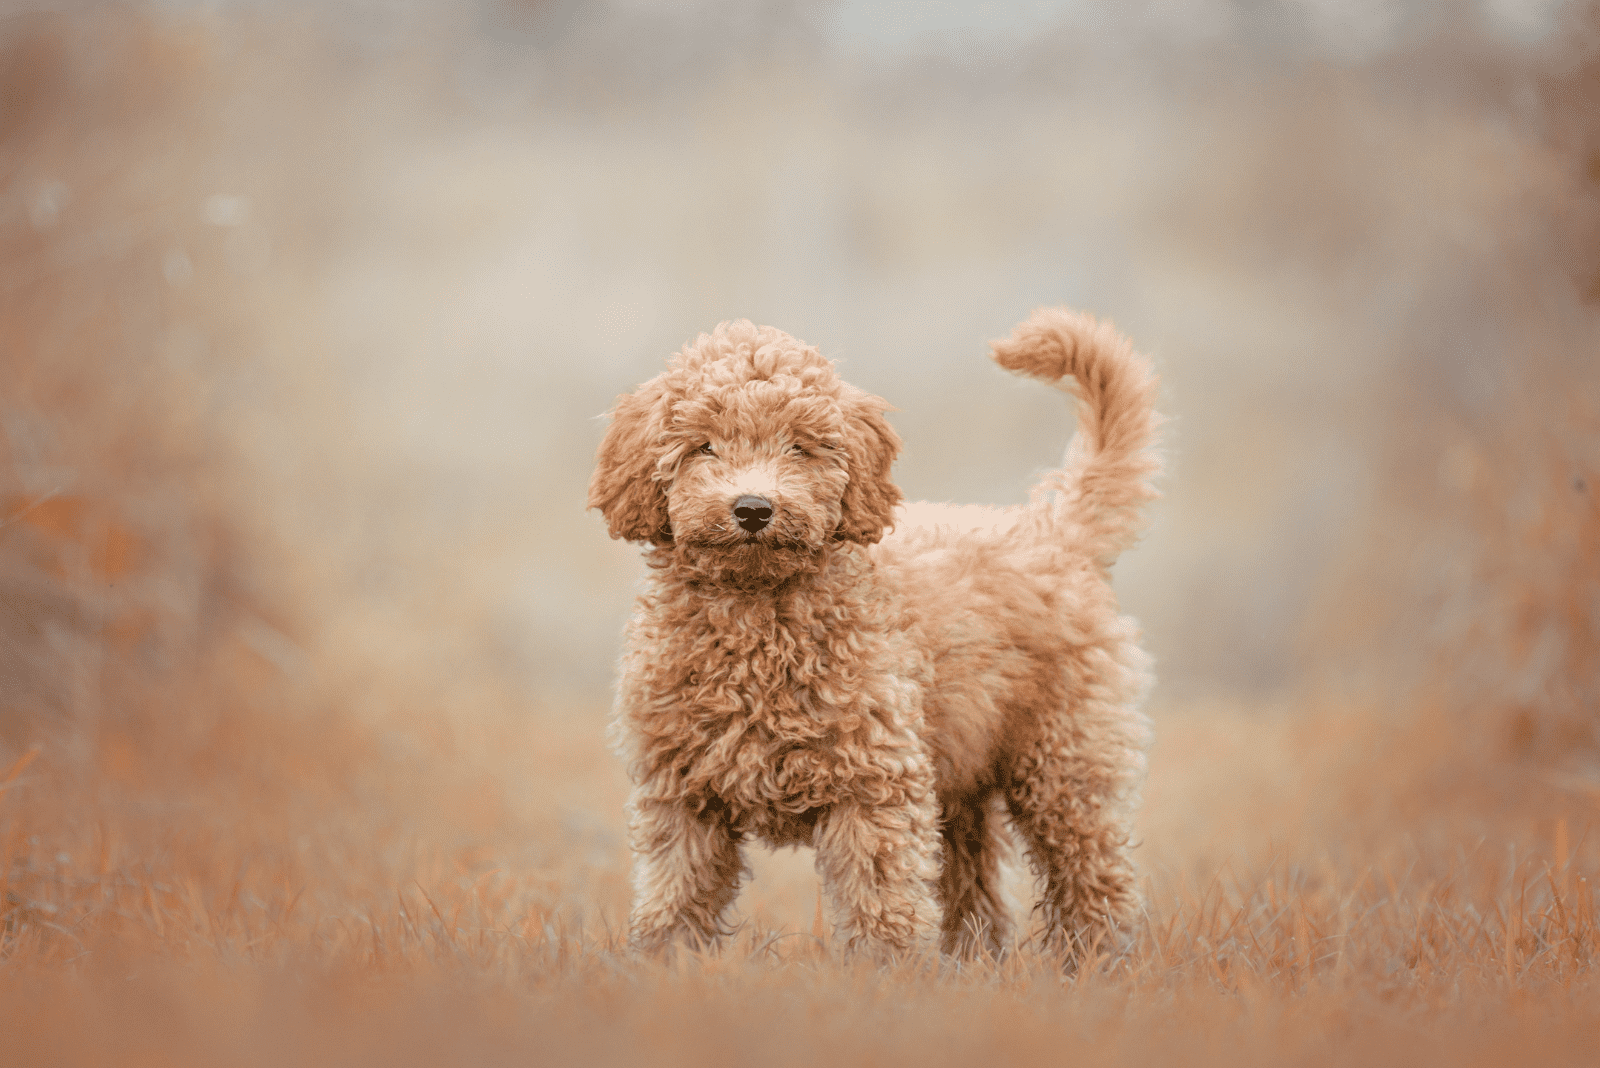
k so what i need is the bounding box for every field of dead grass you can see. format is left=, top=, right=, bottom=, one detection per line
left=5, top=6, right=1600, bottom=1066
left=3, top=675, right=1599, bottom=1067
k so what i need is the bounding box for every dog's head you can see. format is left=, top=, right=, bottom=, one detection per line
left=588, top=321, right=901, bottom=578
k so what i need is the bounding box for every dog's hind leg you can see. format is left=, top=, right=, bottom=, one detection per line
left=1004, top=684, right=1149, bottom=962
left=937, top=793, right=1013, bottom=959
left=625, top=794, right=747, bottom=954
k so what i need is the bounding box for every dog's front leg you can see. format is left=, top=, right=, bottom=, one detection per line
left=813, top=769, right=943, bottom=960
left=625, top=792, right=747, bottom=954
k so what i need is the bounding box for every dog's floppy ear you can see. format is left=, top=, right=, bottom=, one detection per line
left=588, top=377, right=675, bottom=544
left=834, top=386, right=903, bottom=544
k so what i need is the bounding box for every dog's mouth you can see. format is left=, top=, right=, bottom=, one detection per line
left=675, top=521, right=819, bottom=558
left=690, top=530, right=805, bottom=552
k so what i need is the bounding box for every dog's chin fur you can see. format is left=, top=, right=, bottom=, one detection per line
left=651, top=537, right=829, bottom=588
left=590, top=312, right=1163, bottom=962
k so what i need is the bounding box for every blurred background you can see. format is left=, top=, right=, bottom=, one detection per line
left=2, top=0, right=1597, bottom=932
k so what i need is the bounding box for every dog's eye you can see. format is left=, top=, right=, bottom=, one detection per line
left=789, top=443, right=806, bottom=456
left=697, top=443, right=716, bottom=457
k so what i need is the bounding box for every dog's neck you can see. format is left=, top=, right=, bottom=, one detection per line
left=638, top=542, right=894, bottom=686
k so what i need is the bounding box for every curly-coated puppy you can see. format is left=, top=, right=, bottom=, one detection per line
left=588, top=308, right=1160, bottom=960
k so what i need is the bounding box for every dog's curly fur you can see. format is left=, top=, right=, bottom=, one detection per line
left=588, top=308, right=1161, bottom=960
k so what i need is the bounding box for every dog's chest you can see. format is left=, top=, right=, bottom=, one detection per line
left=660, top=611, right=854, bottom=761
left=625, top=577, right=924, bottom=811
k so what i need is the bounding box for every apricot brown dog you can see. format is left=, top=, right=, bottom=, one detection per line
left=589, top=309, right=1161, bottom=960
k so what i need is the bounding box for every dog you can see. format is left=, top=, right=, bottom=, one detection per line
left=588, top=308, right=1160, bottom=960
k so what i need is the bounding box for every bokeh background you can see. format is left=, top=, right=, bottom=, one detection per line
left=2, top=1, right=1598, bottom=1062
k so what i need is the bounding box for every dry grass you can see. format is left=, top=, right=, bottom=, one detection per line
left=5, top=5, right=1600, bottom=1066
left=3, top=702, right=1599, bottom=1067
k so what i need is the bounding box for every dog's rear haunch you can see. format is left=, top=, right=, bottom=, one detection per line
left=588, top=308, right=1161, bottom=961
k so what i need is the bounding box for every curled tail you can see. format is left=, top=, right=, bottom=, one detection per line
left=990, top=307, right=1162, bottom=565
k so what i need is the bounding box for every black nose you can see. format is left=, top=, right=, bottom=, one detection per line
left=733, top=495, right=773, bottom=534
